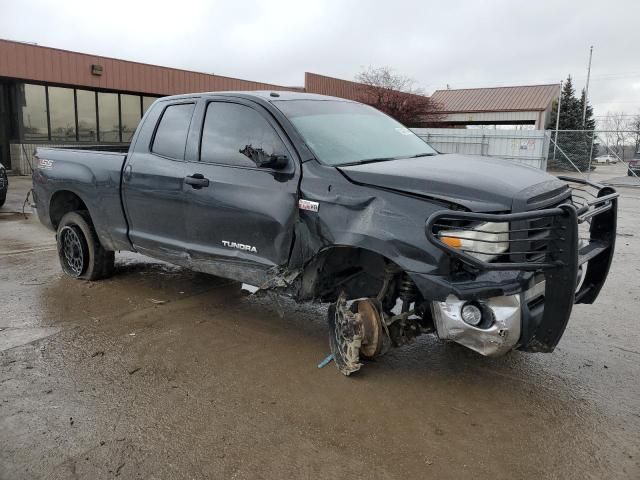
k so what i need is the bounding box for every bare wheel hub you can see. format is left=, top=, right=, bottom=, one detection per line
left=356, top=298, right=384, bottom=359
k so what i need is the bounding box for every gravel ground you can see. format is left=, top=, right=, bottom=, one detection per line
left=1, top=174, right=639, bottom=479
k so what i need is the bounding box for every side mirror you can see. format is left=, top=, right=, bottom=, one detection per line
left=239, top=145, right=288, bottom=170
left=263, top=154, right=289, bottom=169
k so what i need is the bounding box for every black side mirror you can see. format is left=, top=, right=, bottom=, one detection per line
left=239, top=145, right=288, bottom=170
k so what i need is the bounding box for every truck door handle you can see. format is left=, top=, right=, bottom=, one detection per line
left=185, top=174, right=210, bottom=189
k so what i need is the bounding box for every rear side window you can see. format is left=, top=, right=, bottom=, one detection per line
left=152, top=103, right=195, bottom=160
left=200, top=102, right=286, bottom=167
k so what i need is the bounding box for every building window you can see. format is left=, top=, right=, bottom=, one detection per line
left=143, top=96, right=156, bottom=114
left=13, top=82, right=160, bottom=144
left=19, top=84, right=48, bottom=141
left=48, top=87, right=76, bottom=141
left=98, top=92, right=119, bottom=142
left=76, top=90, right=97, bottom=142
left=120, top=94, right=141, bottom=142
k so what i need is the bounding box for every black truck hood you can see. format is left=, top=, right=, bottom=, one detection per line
left=338, top=154, right=567, bottom=212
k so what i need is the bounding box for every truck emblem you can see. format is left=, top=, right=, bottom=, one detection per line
left=298, top=199, right=319, bottom=212
left=38, top=158, right=54, bottom=169
left=222, top=240, right=257, bottom=253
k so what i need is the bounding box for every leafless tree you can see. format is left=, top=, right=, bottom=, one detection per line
left=601, top=112, right=631, bottom=160
left=354, top=66, right=443, bottom=126
left=630, top=114, right=640, bottom=155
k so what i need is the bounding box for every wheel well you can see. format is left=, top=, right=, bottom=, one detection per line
left=300, top=246, right=391, bottom=302
left=49, top=191, right=88, bottom=228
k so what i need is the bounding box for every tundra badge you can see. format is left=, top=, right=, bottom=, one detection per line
left=222, top=240, right=257, bottom=253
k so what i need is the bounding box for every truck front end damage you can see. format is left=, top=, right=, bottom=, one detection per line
left=326, top=177, right=618, bottom=375
left=423, top=177, right=617, bottom=356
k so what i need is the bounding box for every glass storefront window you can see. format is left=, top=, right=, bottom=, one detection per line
left=76, top=90, right=97, bottom=142
left=120, top=94, right=141, bottom=142
left=143, top=96, right=157, bottom=113
left=98, top=92, right=119, bottom=142
left=48, top=87, right=76, bottom=141
left=20, top=84, right=48, bottom=141
left=14, top=83, right=153, bottom=143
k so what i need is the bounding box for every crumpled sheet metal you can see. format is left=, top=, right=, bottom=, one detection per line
left=431, top=293, right=521, bottom=357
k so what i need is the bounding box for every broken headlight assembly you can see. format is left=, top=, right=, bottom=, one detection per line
left=437, top=221, right=509, bottom=262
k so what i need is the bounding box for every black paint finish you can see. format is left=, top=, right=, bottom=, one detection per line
left=31, top=90, right=618, bottom=354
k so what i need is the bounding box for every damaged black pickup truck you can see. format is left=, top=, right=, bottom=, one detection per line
left=32, top=91, right=618, bottom=375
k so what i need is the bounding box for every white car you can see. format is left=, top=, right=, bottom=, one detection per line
left=595, top=155, right=618, bottom=164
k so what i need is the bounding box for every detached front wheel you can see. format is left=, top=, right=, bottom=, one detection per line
left=328, top=294, right=388, bottom=376
left=56, top=211, right=114, bottom=280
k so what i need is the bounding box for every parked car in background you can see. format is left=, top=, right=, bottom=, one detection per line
left=628, top=152, right=640, bottom=176
left=0, top=162, right=8, bottom=207
left=595, top=154, right=618, bottom=164
left=31, top=91, right=619, bottom=376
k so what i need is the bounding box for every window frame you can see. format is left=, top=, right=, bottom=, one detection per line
left=197, top=98, right=294, bottom=172
left=149, top=100, right=197, bottom=161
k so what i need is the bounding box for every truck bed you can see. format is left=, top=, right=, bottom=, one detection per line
left=32, top=147, right=131, bottom=251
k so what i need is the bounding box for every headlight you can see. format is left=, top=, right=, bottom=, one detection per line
left=438, top=222, right=509, bottom=262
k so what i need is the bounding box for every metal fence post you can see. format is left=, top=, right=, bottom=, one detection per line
left=553, top=80, right=563, bottom=165
left=587, top=130, right=595, bottom=179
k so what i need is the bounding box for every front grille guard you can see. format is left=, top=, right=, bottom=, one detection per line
left=425, top=177, right=619, bottom=273
left=425, top=178, right=618, bottom=351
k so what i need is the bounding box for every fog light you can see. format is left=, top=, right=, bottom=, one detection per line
left=461, top=303, right=482, bottom=326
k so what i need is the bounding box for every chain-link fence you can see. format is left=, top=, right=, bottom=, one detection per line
left=412, top=128, right=549, bottom=170
left=547, top=130, right=639, bottom=186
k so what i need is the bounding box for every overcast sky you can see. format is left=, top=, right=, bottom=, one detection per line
left=1, top=0, right=639, bottom=119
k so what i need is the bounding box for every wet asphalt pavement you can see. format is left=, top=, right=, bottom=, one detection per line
left=1, top=173, right=639, bottom=479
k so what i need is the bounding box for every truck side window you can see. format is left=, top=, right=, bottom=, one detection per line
left=200, top=102, right=286, bottom=167
left=152, top=103, right=195, bottom=160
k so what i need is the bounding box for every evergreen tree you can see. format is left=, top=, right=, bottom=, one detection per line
left=578, top=88, right=596, bottom=130
left=547, top=75, right=596, bottom=170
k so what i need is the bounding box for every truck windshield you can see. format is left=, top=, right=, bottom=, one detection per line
left=274, top=100, right=437, bottom=166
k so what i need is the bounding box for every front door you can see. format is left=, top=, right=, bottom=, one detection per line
left=181, top=99, right=299, bottom=284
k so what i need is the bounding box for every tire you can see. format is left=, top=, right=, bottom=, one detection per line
left=0, top=190, right=6, bottom=208
left=56, top=211, right=114, bottom=280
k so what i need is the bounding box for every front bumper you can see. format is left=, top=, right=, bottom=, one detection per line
left=418, top=177, right=618, bottom=355
left=430, top=279, right=545, bottom=356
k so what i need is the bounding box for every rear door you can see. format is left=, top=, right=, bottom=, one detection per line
left=122, top=100, right=195, bottom=259
left=181, top=98, right=300, bottom=282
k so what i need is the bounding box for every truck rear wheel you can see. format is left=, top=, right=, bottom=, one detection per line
left=56, top=211, right=114, bottom=280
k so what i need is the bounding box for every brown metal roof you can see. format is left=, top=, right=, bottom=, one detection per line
left=305, top=72, right=370, bottom=102
left=0, top=38, right=296, bottom=95
left=431, top=84, right=560, bottom=113
left=305, top=72, right=431, bottom=105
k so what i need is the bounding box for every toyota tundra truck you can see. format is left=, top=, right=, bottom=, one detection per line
left=31, top=91, right=618, bottom=375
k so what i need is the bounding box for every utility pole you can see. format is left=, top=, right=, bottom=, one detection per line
left=583, top=46, right=594, bottom=177
left=552, top=80, right=563, bottom=163
left=582, top=45, right=593, bottom=127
